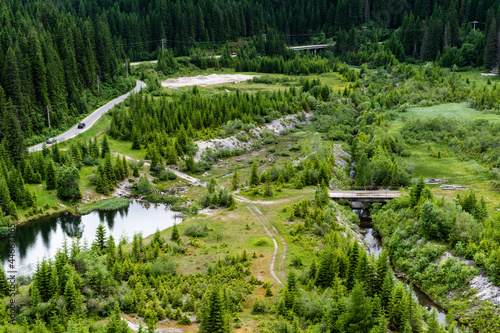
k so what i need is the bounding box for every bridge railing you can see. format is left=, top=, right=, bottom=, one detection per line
left=337, top=186, right=401, bottom=191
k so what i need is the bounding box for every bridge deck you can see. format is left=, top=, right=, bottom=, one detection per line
left=329, top=190, right=401, bottom=202
left=289, top=44, right=328, bottom=50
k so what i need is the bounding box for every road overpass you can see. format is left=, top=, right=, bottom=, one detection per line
left=289, top=44, right=329, bottom=54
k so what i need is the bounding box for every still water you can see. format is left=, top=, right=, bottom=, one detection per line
left=1, top=200, right=181, bottom=275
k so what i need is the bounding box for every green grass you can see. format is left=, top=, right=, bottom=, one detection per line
left=392, top=102, right=500, bottom=131
left=391, top=103, right=500, bottom=216
left=78, top=197, right=130, bottom=215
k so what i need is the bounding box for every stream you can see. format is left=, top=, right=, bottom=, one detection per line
left=356, top=209, right=449, bottom=326
left=1, top=200, right=182, bottom=275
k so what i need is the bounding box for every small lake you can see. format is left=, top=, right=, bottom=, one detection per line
left=1, top=200, right=181, bottom=275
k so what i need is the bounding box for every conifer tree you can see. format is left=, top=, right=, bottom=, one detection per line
left=93, top=224, right=108, bottom=253
left=231, top=167, right=239, bottom=190
left=122, top=156, right=129, bottom=178
left=484, top=17, right=498, bottom=69
left=171, top=223, right=180, bottom=243
left=64, top=276, right=79, bottom=312
left=133, top=164, right=140, bottom=177
left=131, top=127, right=141, bottom=150
left=339, top=281, right=373, bottom=332
left=46, top=160, right=57, bottom=190
left=426, top=309, right=440, bottom=333
left=101, top=136, right=110, bottom=158
left=200, top=284, right=229, bottom=333
left=0, top=266, right=10, bottom=297
left=0, top=178, right=12, bottom=214
left=250, top=161, right=260, bottom=186
left=35, top=259, right=52, bottom=302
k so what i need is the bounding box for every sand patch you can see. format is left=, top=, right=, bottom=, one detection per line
left=161, top=74, right=256, bottom=88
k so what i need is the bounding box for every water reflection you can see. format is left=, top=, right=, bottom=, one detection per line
left=1, top=200, right=181, bottom=275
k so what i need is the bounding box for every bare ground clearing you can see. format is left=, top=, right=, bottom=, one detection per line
left=161, top=74, right=256, bottom=88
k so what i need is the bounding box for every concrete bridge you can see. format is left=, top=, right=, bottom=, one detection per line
left=289, top=44, right=329, bottom=55
left=329, top=190, right=401, bottom=203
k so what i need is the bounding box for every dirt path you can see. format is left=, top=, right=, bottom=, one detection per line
left=235, top=195, right=287, bottom=286
left=118, top=154, right=202, bottom=185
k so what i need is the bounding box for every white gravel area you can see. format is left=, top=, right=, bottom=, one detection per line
left=161, top=74, right=256, bottom=88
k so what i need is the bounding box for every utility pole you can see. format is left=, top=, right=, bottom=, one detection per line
left=46, top=105, right=51, bottom=129
left=263, top=34, right=267, bottom=41
left=125, top=59, right=129, bottom=77
left=162, top=39, right=166, bottom=52
left=97, top=75, right=100, bottom=94
left=471, top=21, right=479, bottom=30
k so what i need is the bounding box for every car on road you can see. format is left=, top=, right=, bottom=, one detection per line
left=231, top=52, right=237, bottom=56
left=78, top=122, right=86, bottom=129
left=46, top=138, right=56, bottom=144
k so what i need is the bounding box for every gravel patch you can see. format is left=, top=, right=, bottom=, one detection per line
left=161, top=74, right=256, bottom=88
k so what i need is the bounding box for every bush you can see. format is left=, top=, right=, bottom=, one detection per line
left=184, top=223, right=210, bottom=237
left=135, top=176, right=153, bottom=194
left=251, top=298, right=268, bottom=314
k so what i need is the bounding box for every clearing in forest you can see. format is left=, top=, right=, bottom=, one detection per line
left=161, top=74, right=256, bottom=88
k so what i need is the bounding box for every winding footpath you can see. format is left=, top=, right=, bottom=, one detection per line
left=29, top=80, right=146, bottom=152
left=235, top=195, right=287, bottom=286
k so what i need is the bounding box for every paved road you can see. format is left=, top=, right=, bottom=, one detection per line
left=29, top=80, right=146, bottom=152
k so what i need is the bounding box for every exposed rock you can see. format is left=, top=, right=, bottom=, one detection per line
left=470, top=274, right=500, bottom=305
left=194, top=113, right=313, bottom=162
left=439, top=184, right=469, bottom=190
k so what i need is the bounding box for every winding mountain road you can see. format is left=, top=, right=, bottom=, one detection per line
left=28, top=80, right=146, bottom=152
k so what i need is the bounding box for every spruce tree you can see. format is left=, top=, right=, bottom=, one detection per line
left=133, top=165, right=140, bottom=177
left=0, top=178, right=12, bottom=214
left=200, top=284, right=229, bottom=333
left=171, top=223, right=180, bottom=243
left=340, top=281, right=373, bottom=333
left=231, top=167, right=239, bottom=190
left=249, top=161, right=260, bottom=186
left=131, top=127, right=141, bottom=150
left=93, top=224, right=108, bottom=253
left=46, top=160, right=57, bottom=190
left=484, top=17, right=498, bottom=69
left=426, top=309, right=440, bottom=333
left=101, top=135, right=110, bottom=158
left=0, top=266, right=10, bottom=297
left=64, top=276, right=79, bottom=312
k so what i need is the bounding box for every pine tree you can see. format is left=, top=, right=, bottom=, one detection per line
left=0, top=266, right=10, bottom=297
left=101, top=136, right=110, bottom=158
left=171, top=223, right=180, bottom=243
left=93, top=224, right=108, bottom=253
left=340, top=281, right=373, bottom=332
left=231, top=167, right=239, bottom=190
left=250, top=161, right=260, bottom=186
left=0, top=178, right=12, bottom=215
left=64, top=276, right=79, bottom=312
left=46, top=160, right=57, bottom=190
left=200, top=284, right=229, bottom=333
left=426, top=309, right=440, bottom=333
left=131, top=127, right=141, bottom=150
left=133, top=165, right=140, bottom=177
left=35, top=259, right=52, bottom=302
left=484, top=17, right=498, bottom=69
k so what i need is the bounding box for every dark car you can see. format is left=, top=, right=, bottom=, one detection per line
left=78, top=122, right=86, bottom=129
left=46, top=138, right=56, bottom=144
